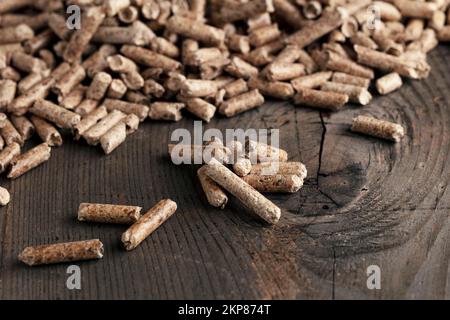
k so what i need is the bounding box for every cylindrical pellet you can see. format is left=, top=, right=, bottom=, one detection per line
left=219, top=89, right=265, bottom=117
left=86, top=72, right=112, bottom=100
left=0, top=142, right=20, bottom=173
left=376, top=72, right=403, bottom=95
left=320, top=81, right=372, bottom=105
left=203, top=159, right=281, bottom=224
left=294, top=88, right=349, bottom=111
left=10, top=115, right=34, bottom=141
left=351, top=115, right=405, bottom=142
left=8, top=142, right=51, bottom=179
left=78, top=203, right=141, bottom=224
left=250, top=162, right=307, bottom=179
left=30, top=115, right=62, bottom=147
left=82, top=110, right=126, bottom=145
left=74, top=106, right=108, bottom=139
left=29, top=99, right=81, bottom=129
left=242, top=174, right=303, bottom=193
left=102, top=99, right=149, bottom=122
left=18, top=239, right=104, bottom=266
left=197, top=166, right=228, bottom=209
left=121, top=199, right=178, bottom=251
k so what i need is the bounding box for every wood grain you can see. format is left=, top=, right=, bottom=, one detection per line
left=0, top=46, right=449, bottom=299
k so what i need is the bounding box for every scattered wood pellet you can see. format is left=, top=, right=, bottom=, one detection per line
left=0, top=186, right=10, bottom=206
left=321, top=81, right=372, bottom=105
left=242, top=174, right=303, bottom=193
left=294, top=87, right=349, bottom=111
left=376, top=72, right=403, bottom=95
left=78, top=203, right=141, bottom=224
left=203, top=159, right=281, bottom=224
left=197, top=166, right=228, bottom=209
left=0, top=142, right=20, bottom=173
left=8, top=142, right=51, bottom=179
left=351, top=115, right=405, bottom=142
left=30, top=115, right=62, bottom=147
left=18, top=239, right=104, bottom=266
left=121, top=199, right=177, bottom=251
left=250, top=162, right=307, bottom=179
left=219, top=89, right=265, bottom=117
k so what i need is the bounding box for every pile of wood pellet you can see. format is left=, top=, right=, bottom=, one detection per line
left=0, top=0, right=448, bottom=186
left=0, top=0, right=449, bottom=259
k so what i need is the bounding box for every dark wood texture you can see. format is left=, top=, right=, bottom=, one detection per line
left=0, top=46, right=449, bottom=300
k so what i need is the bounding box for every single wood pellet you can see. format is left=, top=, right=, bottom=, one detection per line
left=18, top=239, right=104, bottom=266
left=8, top=142, right=51, bottom=179
left=203, top=159, right=281, bottom=224
left=351, top=115, right=405, bottom=142
left=242, top=174, right=304, bottom=193
left=250, top=162, right=308, bottom=180
left=197, top=166, right=228, bottom=209
left=376, top=72, right=403, bottom=95
left=122, top=199, right=178, bottom=251
left=78, top=203, right=142, bottom=224
left=0, top=186, right=10, bottom=206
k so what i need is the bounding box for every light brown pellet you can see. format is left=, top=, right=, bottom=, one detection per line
left=166, top=15, right=225, bottom=46
left=63, top=6, right=106, bottom=63
left=376, top=72, right=403, bottom=95
left=10, top=115, right=34, bottom=140
left=75, top=99, right=99, bottom=116
left=99, top=121, right=127, bottom=154
left=106, top=79, right=127, bottom=99
left=213, top=0, right=274, bottom=24
left=203, top=159, right=281, bottom=224
left=60, top=85, right=86, bottom=110
left=351, top=115, right=405, bottom=142
left=404, top=19, right=425, bottom=42
left=219, top=89, right=265, bottom=117
left=350, top=32, right=378, bottom=50
left=294, top=87, right=349, bottom=111
left=122, top=199, right=177, bottom=251
left=248, top=77, right=294, bottom=100
left=354, top=44, right=430, bottom=79
left=48, top=13, right=71, bottom=40
left=324, top=50, right=375, bottom=79
left=265, top=63, right=306, bottom=81
left=150, top=36, right=180, bottom=59
left=197, top=166, right=228, bottom=209
left=0, top=66, right=21, bottom=82
left=102, top=98, right=149, bottom=122
left=183, top=98, right=216, bottom=123
left=180, top=79, right=218, bottom=97
left=227, top=34, right=250, bottom=54
left=104, top=0, right=130, bottom=17
left=242, top=174, right=303, bottom=193
left=120, top=45, right=181, bottom=72
left=52, top=64, right=86, bottom=97
left=223, top=79, right=248, bottom=99
left=18, top=72, right=49, bottom=95
left=86, top=72, right=112, bottom=100
left=272, top=0, right=307, bottom=29
left=0, top=118, right=24, bottom=146
left=0, top=79, right=16, bottom=110
left=0, top=24, right=34, bottom=44
left=407, top=28, right=438, bottom=53
left=303, top=1, right=322, bottom=20
left=30, top=99, right=81, bottom=129
left=291, top=71, right=333, bottom=90
left=393, top=0, right=437, bottom=19
left=224, top=56, right=259, bottom=79
left=18, top=239, right=104, bottom=266
left=11, top=52, right=47, bottom=74
left=83, top=110, right=127, bottom=145
left=149, top=102, right=184, bottom=121
left=8, top=142, right=51, bottom=179
left=0, top=186, right=10, bottom=206
left=321, top=81, right=372, bottom=105
left=0, top=142, right=20, bottom=173
left=118, top=5, right=139, bottom=24
left=74, top=106, right=108, bottom=139
left=249, top=24, right=281, bottom=47
left=30, top=115, right=62, bottom=147
left=143, top=79, right=165, bottom=98
left=246, top=39, right=285, bottom=66
left=246, top=139, right=288, bottom=163
left=82, top=44, right=117, bottom=78
left=78, top=203, right=141, bottom=224
left=332, top=72, right=371, bottom=89
left=251, top=162, right=307, bottom=179
left=233, top=157, right=252, bottom=177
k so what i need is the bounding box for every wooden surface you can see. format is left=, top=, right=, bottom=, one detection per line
left=0, top=46, right=449, bottom=300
